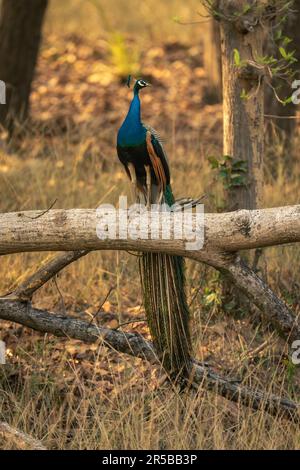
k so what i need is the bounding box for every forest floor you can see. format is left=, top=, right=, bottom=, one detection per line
left=0, top=27, right=300, bottom=449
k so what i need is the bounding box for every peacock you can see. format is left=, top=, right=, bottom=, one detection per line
left=117, top=77, right=192, bottom=383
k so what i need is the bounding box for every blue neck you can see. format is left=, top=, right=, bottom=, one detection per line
left=117, top=90, right=146, bottom=147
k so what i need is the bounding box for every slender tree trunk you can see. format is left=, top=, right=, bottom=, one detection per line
left=203, top=20, right=222, bottom=102
left=265, top=4, right=300, bottom=137
left=217, top=0, right=266, bottom=306
left=0, top=0, right=48, bottom=134
left=220, top=0, right=264, bottom=211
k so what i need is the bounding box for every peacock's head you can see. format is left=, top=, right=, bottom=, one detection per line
left=127, top=75, right=151, bottom=94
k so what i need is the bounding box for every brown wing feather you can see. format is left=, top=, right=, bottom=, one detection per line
left=146, top=131, right=167, bottom=192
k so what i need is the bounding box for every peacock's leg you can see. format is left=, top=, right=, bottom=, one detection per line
left=157, top=187, right=163, bottom=205
left=127, top=162, right=138, bottom=203
left=144, top=165, right=151, bottom=209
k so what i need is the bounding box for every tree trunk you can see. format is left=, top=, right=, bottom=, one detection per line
left=265, top=4, right=300, bottom=137
left=0, top=0, right=48, bottom=134
left=220, top=0, right=264, bottom=211
left=203, top=20, right=222, bottom=103
left=217, top=0, right=266, bottom=306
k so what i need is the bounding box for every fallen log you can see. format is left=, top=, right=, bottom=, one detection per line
left=0, top=206, right=299, bottom=256
left=0, top=298, right=298, bottom=421
left=0, top=205, right=299, bottom=419
left=0, top=421, right=47, bottom=450
left=0, top=206, right=299, bottom=343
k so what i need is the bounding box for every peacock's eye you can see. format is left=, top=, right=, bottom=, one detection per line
left=138, top=80, right=146, bottom=87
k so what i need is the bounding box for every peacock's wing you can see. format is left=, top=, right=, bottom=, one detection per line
left=144, top=124, right=166, bottom=145
left=144, top=126, right=170, bottom=192
left=144, top=124, right=168, bottom=163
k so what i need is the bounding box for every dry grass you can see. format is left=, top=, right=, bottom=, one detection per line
left=1, top=364, right=300, bottom=450
left=46, top=0, right=204, bottom=43
left=0, top=0, right=300, bottom=450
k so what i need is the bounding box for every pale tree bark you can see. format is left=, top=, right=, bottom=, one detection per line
left=0, top=422, right=47, bottom=450
left=0, top=206, right=300, bottom=343
left=0, top=206, right=299, bottom=255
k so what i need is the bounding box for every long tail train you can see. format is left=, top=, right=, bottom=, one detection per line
left=140, top=251, right=192, bottom=382
left=139, top=185, right=192, bottom=383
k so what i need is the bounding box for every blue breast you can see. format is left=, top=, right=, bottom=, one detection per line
left=117, top=94, right=146, bottom=147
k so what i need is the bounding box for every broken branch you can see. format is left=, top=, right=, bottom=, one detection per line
left=0, top=298, right=298, bottom=421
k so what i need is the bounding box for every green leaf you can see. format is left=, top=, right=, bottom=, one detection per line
left=240, top=88, right=249, bottom=100
left=265, top=55, right=277, bottom=65
left=243, top=3, right=251, bottom=14
left=283, top=36, right=292, bottom=46
left=233, top=48, right=241, bottom=66
left=279, top=47, right=288, bottom=59
left=232, top=160, right=248, bottom=171
left=230, top=172, right=245, bottom=179
left=275, top=29, right=282, bottom=41
left=208, top=156, right=219, bottom=169
left=233, top=159, right=247, bottom=166
left=204, top=292, right=221, bottom=306
left=271, top=66, right=281, bottom=75
left=230, top=175, right=247, bottom=187
left=219, top=168, right=229, bottom=179
left=283, top=95, right=293, bottom=105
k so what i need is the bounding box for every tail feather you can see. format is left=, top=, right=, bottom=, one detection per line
left=140, top=236, right=191, bottom=381
left=137, top=182, right=192, bottom=382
